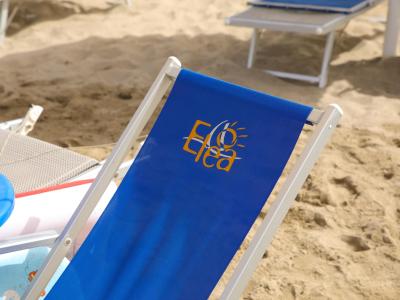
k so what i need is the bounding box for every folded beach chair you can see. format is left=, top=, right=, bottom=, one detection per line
left=4, top=57, right=342, bottom=299
left=226, top=0, right=389, bottom=87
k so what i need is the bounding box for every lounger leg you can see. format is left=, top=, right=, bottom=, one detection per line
left=124, top=0, right=133, bottom=7
left=383, top=0, right=400, bottom=58
left=319, top=31, right=336, bottom=88
left=0, top=0, right=9, bottom=44
left=247, top=29, right=260, bottom=69
left=262, top=30, right=335, bottom=87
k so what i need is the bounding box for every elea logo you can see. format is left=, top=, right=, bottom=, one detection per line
left=183, top=119, right=248, bottom=172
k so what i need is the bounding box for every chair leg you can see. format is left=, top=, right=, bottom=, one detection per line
left=319, top=31, right=336, bottom=88
left=247, top=29, right=260, bottom=69
left=383, top=0, right=400, bottom=58
left=0, top=0, right=9, bottom=44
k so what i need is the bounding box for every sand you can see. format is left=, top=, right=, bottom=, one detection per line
left=0, top=0, right=399, bottom=299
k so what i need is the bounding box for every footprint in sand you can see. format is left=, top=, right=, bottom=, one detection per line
left=332, top=176, right=361, bottom=199
left=392, top=138, right=400, bottom=148
left=313, top=213, right=328, bottom=227
left=55, top=138, right=81, bottom=148
left=296, top=175, right=334, bottom=207
left=382, top=167, right=394, bottom=180
left=341, top=235, right=370, bottom=252
left=362, top=222, right=394, bottom=245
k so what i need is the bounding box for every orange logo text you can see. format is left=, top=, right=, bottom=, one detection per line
left=183, top=120, right=247, bottom=172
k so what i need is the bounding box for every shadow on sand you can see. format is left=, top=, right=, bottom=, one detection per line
left=254, top=28, right=399, bottom=97
left=0, top=32, right=397, bottom=144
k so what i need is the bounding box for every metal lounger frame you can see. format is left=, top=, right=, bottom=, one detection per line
left=383, top=0, right=400, bottom=57
left=0, top=231, right=58, bottom=255
left=11, top=56, right=343, bottom=299
left=226, top=0, right=398, bottom=88
left=246, top=27, right=336, bottom=87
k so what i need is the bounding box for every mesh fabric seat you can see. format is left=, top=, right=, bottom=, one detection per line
left=0, top=130, right=98, bottom=193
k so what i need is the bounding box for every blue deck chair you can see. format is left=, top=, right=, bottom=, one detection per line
left=13, top=57, right=342, bottom=300
left=226, top=0, right=382, bottom=87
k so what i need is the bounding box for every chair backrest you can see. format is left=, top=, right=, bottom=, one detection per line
left=46, top=69, right=312, bottom=299
left=248, top=0, right=375, bottom=13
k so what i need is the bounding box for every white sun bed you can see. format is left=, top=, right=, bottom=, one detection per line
left=226, top=0, right=398, bottom=88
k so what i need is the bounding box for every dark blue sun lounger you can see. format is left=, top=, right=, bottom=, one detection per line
left=16, top=57, right=342, bottom=300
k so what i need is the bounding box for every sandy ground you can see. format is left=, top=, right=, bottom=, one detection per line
left=0, top=0, right=399, bottom=299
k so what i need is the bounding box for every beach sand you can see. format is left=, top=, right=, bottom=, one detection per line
left=0, top=0, right=399, bottom=299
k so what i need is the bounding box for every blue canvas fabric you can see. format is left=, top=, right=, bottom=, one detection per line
left=47, top=69, right=312, bottom=300
left=250, top=0, right=371, bottom=13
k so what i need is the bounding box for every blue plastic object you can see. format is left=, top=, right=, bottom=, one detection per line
left=251, top=0, right=371, bottom=13
left=0, top=174, right=14, bottom=228
left=48, top=69, right=312, bottom=299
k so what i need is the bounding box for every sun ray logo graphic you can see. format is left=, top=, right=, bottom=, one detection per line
left=183, top=119, right=248, bottom=172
